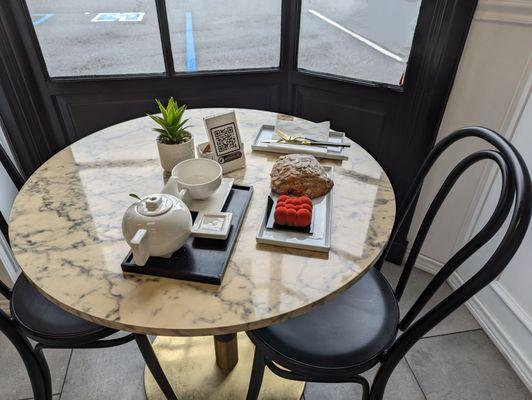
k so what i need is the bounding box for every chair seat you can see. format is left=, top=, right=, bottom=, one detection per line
left=11, top=274, right=115, bottom=344
left=249, top=268, right=399, bottom=371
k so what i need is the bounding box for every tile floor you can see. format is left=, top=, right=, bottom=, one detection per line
left=1, top=263, right=530, bottom=400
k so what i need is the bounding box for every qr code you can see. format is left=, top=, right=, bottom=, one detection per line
left=211, top=123, right=240, bottom=155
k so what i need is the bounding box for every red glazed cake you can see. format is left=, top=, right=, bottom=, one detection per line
left=274, top=195, right=313, bottom=228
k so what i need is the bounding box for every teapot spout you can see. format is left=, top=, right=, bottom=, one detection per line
left=130, top=229, right=150, bottom=266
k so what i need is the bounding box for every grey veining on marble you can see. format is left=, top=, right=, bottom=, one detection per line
left=9, top=108, right=395, bottom=335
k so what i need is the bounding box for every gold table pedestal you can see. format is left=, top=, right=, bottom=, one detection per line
left=144, top=332, right=305, bottom=400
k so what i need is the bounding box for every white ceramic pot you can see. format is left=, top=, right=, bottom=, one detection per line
left=156, top=132, right=195, bottom=172
left=122, top=193, right=192, bottom=266
left=161, top=158, right=223, bottom=200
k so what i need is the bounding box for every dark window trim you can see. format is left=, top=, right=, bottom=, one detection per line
left=46, top=68, right=282, bottom=83
left=155, top=0, right=174, bottom=76
left=15, top=0, right=51, bottom=80
left=296, top=69, right=405, bottom=92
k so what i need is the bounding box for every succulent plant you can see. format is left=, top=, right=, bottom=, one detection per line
left=149, top=97, right=191, bottom=144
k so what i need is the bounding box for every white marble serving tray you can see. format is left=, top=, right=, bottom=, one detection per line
left=251, top=125, right=348, bottom=161
left=256, top=167, right=333, bottom=253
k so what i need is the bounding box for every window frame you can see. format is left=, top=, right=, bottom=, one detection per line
left=20, top=0, right=406, bottom=91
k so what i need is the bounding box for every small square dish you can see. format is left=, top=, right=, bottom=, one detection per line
left=191, top=212, right=233, bottom=240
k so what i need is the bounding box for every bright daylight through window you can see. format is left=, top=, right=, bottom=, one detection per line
left=26, top=0, right=420, bottom=83
left=299, top=0, right=421, bottom=85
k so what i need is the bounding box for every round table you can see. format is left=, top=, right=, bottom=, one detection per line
left=9, top=108, right=396, bottom=399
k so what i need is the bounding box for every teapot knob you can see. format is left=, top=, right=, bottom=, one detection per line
left=145, top=196, right=161, bottom=211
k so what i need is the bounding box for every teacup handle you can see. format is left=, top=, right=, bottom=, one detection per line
left=161, top=176, right=189, bottom=202
left=177, top=188, right=189, bottom=202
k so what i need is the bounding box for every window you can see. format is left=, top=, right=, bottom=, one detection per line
left=25, top=1, right=166, bottom=77
left=298, top=0, right=421, bottom=85
left=165, top=0, right=282, bottom=72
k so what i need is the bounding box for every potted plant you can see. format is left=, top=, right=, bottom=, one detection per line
left=149, top=97, right=195, bottom=171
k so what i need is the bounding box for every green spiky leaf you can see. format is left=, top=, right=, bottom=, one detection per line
left=148, top=97, right=190, bottom=144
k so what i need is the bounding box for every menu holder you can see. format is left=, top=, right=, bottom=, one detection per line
left=121, top=185, right=253, bottom=285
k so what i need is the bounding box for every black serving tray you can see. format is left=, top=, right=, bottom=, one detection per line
left=121, top=185, right=253, bottom=285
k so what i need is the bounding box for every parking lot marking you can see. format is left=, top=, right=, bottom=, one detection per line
left=185, top=11, right=197, bottom=72
left=91, top=12, right=145, bottom=22
left=32, top=13, right=54, bottom=26
left=308, top=9, right=404, bottom=63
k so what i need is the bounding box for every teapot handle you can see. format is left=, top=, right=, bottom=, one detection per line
left=130, top=229, right=150, bottom=266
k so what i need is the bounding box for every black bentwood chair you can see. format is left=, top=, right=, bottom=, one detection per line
left=245, top=126, right=532, bottom=400
left=0, top=146, right=177, bottom=400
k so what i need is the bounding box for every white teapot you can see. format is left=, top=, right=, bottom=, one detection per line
left=122, top=194, right=192, bottom=266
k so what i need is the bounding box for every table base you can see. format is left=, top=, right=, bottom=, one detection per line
left=144, top=333, right=305, bottom=399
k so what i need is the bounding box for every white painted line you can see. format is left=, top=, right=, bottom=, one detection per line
left=308, top=9, right=405, bottom=63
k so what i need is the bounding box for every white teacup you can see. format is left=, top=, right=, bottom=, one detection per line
left=162, top=158, right=222, bottom=200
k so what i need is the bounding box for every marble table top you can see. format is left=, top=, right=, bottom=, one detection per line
left=9, top=108, right=395, bottom=336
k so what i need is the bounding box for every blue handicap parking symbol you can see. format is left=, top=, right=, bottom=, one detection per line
left=31, top=13, right=54, bottom=26
left=91, top=12, right=145, bottom=22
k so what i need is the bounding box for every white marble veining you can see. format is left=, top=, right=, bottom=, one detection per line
left=9, top=108, right=395, bottom=335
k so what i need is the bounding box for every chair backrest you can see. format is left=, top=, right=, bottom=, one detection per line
left=0, top=141, right=24, bottom=242
left=371, top=127, right=531, bottom=398
left=0, top=142, right=24, bottom=298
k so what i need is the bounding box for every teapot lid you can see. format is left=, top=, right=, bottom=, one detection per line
left=136, top=194, right=174, bottom=217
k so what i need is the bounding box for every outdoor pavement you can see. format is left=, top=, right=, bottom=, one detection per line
left=25, top=0, right=420, bottom=84
left=1, top=262, right=529, bottom=399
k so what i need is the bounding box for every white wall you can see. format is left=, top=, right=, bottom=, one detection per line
left=408, top=0, right=532, bottom=391
left=448, top=80, right=532, bottom=391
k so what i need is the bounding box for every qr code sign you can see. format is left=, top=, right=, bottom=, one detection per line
left=211, top=123, right=240, bottom=155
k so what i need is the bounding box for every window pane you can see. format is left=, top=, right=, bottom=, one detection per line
left=166, top=0, right=281, bottom=72
left=25, top=1, right=165, bottom=77
left=298, top=0, right=421, bottom=85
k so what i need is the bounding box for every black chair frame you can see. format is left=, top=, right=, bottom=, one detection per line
left=246, top=126, right=532, bottom=400
left=0, top=145, right=178, bottom=400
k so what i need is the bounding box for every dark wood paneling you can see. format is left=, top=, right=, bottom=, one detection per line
left=55, top=83, right=281, bottom=140
left=294, top=85, right=393, bottom=160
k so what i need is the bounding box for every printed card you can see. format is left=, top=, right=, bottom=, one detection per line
left=203, top=111, right=246, bottom=173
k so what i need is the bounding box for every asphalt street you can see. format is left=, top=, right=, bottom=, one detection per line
left=26, top=0, right=421, bottom=84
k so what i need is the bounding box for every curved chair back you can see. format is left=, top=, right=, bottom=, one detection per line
left=370, top=126, right=531, bottom=399
left=0, top=144, right=47, bottom=398
left=0, top=141, right=24, bottom=242
left=0, top=142, right=24, bottom=297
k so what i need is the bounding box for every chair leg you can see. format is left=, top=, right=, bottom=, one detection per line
left=246, top=348, right=266, bottom=400
left=34, top=344, right=53, bottom=400
left=134, top=334, right=177, bottom=400
left=368, top=364, right=392, bottom=400
left=360, top=378, right=370, bottom=400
